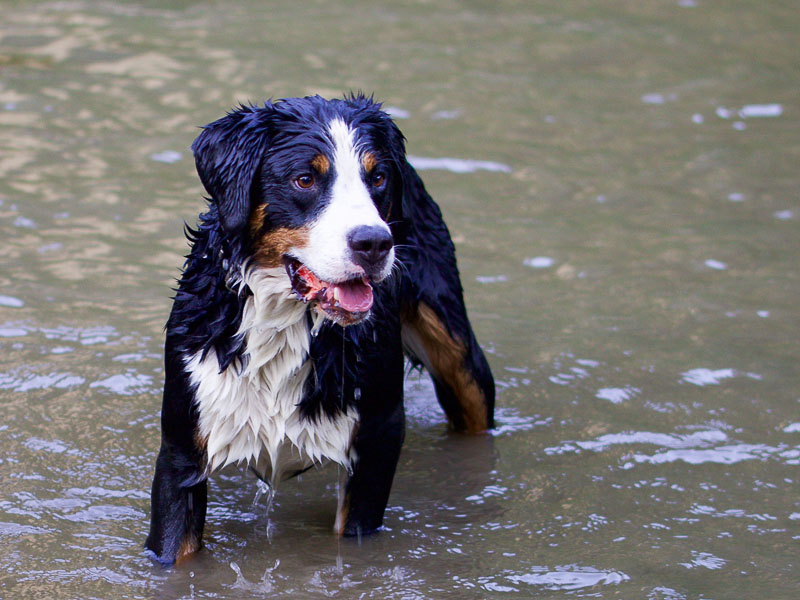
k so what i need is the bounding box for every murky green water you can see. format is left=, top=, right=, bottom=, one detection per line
left=1, top=1, right=798, bottom=598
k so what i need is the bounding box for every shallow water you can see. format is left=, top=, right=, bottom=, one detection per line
left=1, top=1, right=798, bottom=598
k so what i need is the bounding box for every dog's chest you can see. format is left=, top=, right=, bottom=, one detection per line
left=184, top=270, right=357, bottom=483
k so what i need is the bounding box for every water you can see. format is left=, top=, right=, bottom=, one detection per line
left=1, top=1, right=798, bottom=598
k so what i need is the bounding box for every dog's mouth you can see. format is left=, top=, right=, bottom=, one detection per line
left=284, top=257, right=373, bottom=325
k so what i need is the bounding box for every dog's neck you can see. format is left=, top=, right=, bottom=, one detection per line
left=185, top=266, right=356, bottom=482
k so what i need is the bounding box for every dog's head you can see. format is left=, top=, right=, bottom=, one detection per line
left=192, top=95, right=407, bottom=326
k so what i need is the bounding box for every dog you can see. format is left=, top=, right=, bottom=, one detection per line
left=145, top=94, right=495, bottom=565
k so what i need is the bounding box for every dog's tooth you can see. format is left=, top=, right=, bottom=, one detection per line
left=333, top=286, right=340, bottom=302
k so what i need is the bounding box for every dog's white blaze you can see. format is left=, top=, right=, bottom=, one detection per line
left=185, top=266, right=358, bottom=483
left=291, top=118, right=394, bottom=282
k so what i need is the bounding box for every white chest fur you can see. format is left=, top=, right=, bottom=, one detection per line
left=184, top=267, right=357, bottom=483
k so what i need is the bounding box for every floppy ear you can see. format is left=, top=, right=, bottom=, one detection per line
left=191, top=105, right=272, bottom=234
left=383, top=118, right=411, bottom=238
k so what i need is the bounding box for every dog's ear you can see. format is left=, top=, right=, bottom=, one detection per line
left=381, top=117, right=411, bottom=235
left=191, top=105, right=272, bottom=234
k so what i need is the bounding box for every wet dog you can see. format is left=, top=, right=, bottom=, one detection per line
left=145, top=95, right=494, bottom=565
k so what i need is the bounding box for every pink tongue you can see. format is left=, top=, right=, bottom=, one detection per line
left=335, top=279, right=373, bottom=312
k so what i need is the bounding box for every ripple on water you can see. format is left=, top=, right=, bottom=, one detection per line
left=523, top=256, right=555, bottom=269
left=548, top=425, right=800, bottom=467
left=23, top=437, right=75, bottom=455
left=704, top=259, right=728, bottom=270
left=490, top=408, right=548, bottom=437
left=596, top=386, right=640, bottom=404
left=738, top=103, right=783, bottom=118
left=88, top=371, right=154, bottom=395
left=404, top=369, right=544, bottom=437
left=496, top=565, right=630, bottom=592
left=0, top=326, right=28, bottom=337
left=407, top=155, right=512, bottom=173
left=0, top=371, right=86, bottom=392
left=546, top=428, right=728, bottom=456
left=688, top=503, right=778, bottom=522
left=39, top=325, right=118, bottom=345
left=679, top=550, right=727, bottom=570
left=465, top=484, right=509, bottom=505
left=0, top=522, right=51, bottom=538
left=681, top=367, right=761, bottom=386
left=0, top=295, right=25, bottom=308
left=149, top=150, right=182, bottom=163
left=475, top=274, right=508, bottom=284
left=632, top=442, right=800, bottom=466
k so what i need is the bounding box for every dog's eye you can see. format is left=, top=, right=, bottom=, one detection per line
left=370, top=172, right=386, bottom=188
left=295, top=174, right=315, bottom=189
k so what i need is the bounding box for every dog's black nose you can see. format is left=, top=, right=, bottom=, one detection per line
left=347, top=225, right=393, bottom=271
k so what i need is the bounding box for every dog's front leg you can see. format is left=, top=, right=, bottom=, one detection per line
left=146, top=345, right=208, bottom=566
left=146, top=445, right=207, bottom=566
left=336, top=399, right=405, bottom=537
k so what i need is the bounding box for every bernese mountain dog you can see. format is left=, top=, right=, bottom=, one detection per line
left=146, top=94, right=495, bottom=566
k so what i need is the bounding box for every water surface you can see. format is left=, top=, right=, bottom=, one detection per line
left=1, top=1, right=798, bottom=598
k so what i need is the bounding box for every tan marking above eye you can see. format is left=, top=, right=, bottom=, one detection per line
left=311, top=154, right=330, bottom=175
left=361, top=151, right=377, bottom=173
